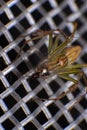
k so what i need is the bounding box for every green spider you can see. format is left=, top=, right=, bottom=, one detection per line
left=25, top=22, right=87, bottom=102
left=30, top=23, right=87, bottom=83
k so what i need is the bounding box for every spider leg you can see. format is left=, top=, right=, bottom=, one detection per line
left=49, top=83, right=78, bottom=100
left=68, top=86, right=87, bottom=110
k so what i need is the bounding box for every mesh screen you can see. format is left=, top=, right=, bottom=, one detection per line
left=0, top=0, right=87, bottom=130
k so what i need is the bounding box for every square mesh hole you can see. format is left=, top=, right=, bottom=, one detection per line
left=82, top=53, right=87, bottom=63
left=27, top=77, right=40, bottom=90
left=17, top=61, right=29, bottom=74
left=10, top=4, right=21, bottom=17
left=49, top=80, right=60, bottom=93
left=31, top=9, right=43, bottom=22
left=0, top=12, right=10, bottom=25
left=40, top=44, right=48, bottom=57
left=36, top=111, right=48, bottom=125
left=37, top=89, right=49, bottom=99
left=60, top=95, right=69, bottom=105
left=57, top=115, right=69, bottom=129
left=26, top=100, right=38, bottom=113
left=53, top=14, right=63, bottom=26
left=75, top=0, right=84, bottom=8
left=70, top=107, right=80, bottom=120
left=18, top=39, right=30, bottom=52
left=75, top=18, right=83, bottom=30
left=72, top=40, right=82, bottom=47
left=29, top=53, right=41, bottom=67
left=42, top=1, right=53, bottom=12
left=9, top=26, right=21, bottom=40
left=56, top=0, right=63, bottom=5
left=24, top=122, right=37, bottom=130
left=80, top=75, right=87, bottom=87
left=46, top=125, right=56, bottom=130
left=63, top=5, right=73, bottom=16
left=82, top=31, right=87, bottom=42
left=20, top=0, right=33, bottom=7
left=5, top=71, right=18, bottom=85
left=79, top=120, right=87, bottom=130
left=0, top=34, right=9, bottom=48
left=3, top=94, right=17, bottom=109
left=0, top=79, right=6, bottom=94
left=47, top=103, right=59, bottom=116
left=83, top=10, right=87, bottom=19
left=63, top=26, right=71, bottom=36
left=3, top=0, right=9, bottom=2
left=0, top=107, right=4, bottom=116
left=15, top=84, right=28, bottom=98
left=2, top=118, right=15, bottom=130
left=40, top=22, right=51, bottom=30
left=0, top=57, right=7, bottom=71
left=79, top=97, right=87, bottom=109
left=7, top=49, right=18, bottom=62
left=13, top=107, right=26, bottom=122
left=20, top=18, right=31, bottom=29
left=72, top=87, right=81, bottom=97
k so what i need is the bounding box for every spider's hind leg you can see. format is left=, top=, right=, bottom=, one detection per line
left=66, top=72, right=87, bottom=110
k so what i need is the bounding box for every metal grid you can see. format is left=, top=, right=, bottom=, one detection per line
left=0, top=0, right=87, bottom=130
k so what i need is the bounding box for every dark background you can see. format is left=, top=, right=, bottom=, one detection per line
left=0, top=0, right=87, bottom=130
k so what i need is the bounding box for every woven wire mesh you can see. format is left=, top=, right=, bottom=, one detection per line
left=0, top=0, right=87, bottom=130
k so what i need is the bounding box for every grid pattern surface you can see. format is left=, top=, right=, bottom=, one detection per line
left=0, top=0, right=87, bottom=130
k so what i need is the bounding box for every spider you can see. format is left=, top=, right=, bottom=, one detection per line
left=22, top=22, right=87, bottom=108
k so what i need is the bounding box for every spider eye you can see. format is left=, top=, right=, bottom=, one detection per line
left=42, top=69, right=47, bottom=74
left=41, top=68, right=49, bottom=76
